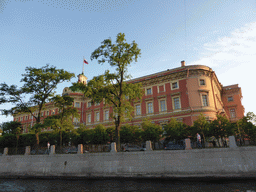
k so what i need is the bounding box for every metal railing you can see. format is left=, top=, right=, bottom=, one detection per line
left=7, top=147, right=26, bottom=155
left=30, top=146, right=49, bottom=155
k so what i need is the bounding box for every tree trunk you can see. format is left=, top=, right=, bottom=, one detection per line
left=115, top=118, right=121, bottom=152
left=202, top=133, right=206, bottom=148
left=217, top=137, right=221, bottom=147
left=60, top=130, right=62, bottom=148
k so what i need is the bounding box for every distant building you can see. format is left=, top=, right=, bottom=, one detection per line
left=14, top=61, right=244, bottom=132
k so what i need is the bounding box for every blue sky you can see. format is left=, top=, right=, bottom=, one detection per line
left=0, top=0, right=256, bottom=123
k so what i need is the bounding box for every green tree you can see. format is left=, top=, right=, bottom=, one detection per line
left=141, top=118, right=163, bottom=149
left=191, top=113, right=210, bottom=147
left=106, top=126, right=115, bottom=143
left=1, top=121, right=22, bottom=135
left=237, top=112, right=256, bottom=145
left=164, top=118, right=188, bottom=143
left=120, top=124, right=142, bottom=144
left=0, top=65, right=75, bottom=147
left=43, top=95, right=79, bottom=147
left=1, top=134, right=17, bottom=148
left=209, top=114, right=233, bottom=146
left=18, top=134, right=37, bottom=148
left=90, top=124, right=109, bottom=144
left=71, top=33, right=142, bottom=150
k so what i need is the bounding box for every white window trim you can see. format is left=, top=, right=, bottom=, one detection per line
left=87, top=113, right=91, bottom=124
left=145, top=86, right=153, bottom=96
left=230, top=108, right=236, bottom=119
left=95, top=111, right=100, bottom=122
left=87, top=101, right=92, bottom=108
left=201, top=93, right=209, bottom=107
left=199, top=79, right=206, bottom=86
left=159, top=99, right=167, bottom=113
left=157, top=84, right=166, bottom=93
left=104, top=110, right=109, bottom=121
left=146, top=101, right=154, bottom=114
left=135, top=104, right=141, bottom=116
left=172, top=96, right=181, bottom=110
left=171, top=81, right=179, bottom=90
left=75, top=102, right=80, bottom=108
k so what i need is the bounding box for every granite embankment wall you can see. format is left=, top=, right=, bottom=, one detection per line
left=0, top=147, right=256, bottom=178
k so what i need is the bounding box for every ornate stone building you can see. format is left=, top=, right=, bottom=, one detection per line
left=14, top=61, right=244, bottom=132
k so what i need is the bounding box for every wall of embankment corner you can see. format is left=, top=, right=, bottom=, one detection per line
left=0, top=147, right=256, bottom=179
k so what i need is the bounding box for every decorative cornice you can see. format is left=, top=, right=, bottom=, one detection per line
left=141, top=71, right=187, bottom=87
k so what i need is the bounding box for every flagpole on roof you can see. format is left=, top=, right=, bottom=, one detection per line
left=82, top=56, right=85, bottom=75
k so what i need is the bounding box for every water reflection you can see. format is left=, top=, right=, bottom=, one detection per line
left=0, top=178, right=255, bottom=192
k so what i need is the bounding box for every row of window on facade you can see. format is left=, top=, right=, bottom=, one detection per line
left=86, top=94, right=210, bottom=124
left=145, top=79, right=207, bottom=96
left=15, top=109, right=57, bottom=122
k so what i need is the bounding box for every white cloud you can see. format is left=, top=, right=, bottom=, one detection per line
left=191, top=21, right=256, bottom=115
left=191, top=21, right=256, bottom=69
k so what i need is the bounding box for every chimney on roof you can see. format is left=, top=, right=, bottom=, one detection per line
left=181, top=60, right=185, bottom=67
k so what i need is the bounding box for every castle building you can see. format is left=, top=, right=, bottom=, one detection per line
left=14, top=61, right=244, bottom=132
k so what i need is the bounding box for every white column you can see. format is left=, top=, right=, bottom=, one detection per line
left=185, top=138, right=192, bottom=150
left=110, top=142, right=117, bottom=153
left=3, top=147, right=8, bottom=156
left=50, top=145, right=55, bottom=155
left=78, top=144, right=83, bottom=154
left=146, top=141, right=152, bottom=151
left=229, top=136, right=237, bottom=148
left=25, top=146, right=31, bottom=155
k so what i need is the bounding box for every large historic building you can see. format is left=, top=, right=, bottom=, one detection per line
left=14, top=61, right=244, bottom=132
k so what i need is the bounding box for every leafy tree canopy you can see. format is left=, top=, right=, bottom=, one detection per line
left=71, top=33, right=142, bottom=150
left=164, top=118, right=188, bottom=143
left=0, top=64, right=75, bottom=145
left=141, top=118, right=163, bottom=144
left=1, top=121, right=22, bottom=136
left=120, top=124, right=142, bottom=144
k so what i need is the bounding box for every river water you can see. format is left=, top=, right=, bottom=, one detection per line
left=0, top=178, right=255, bottom=192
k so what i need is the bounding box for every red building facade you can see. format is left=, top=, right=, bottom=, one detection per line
left=14, top=61, right=244, bottom=132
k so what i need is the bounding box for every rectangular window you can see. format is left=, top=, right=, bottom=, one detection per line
left=88, top=102, right=92, bottom=107
left=160, top=100, right=166, bottom=112
left=96, top=112, right=100, bottom=122
left=87, top=113, right=91, bottom=123
left=202, top=95, right=208, bottom=106
left=41, top=112, right=44, bottom=117
left=135, top=104, right=141, bottom=116
left=228, top=96, right=233, bottom=102
left=95, top=102, right=100, bottom=106
left=75, top=102, right=80, bottom=108
left=25, top=116, right=27, bottom=120
left=147, top=102, right=153, bottom=114
left=230, top=109, right=236, bottom=118
left=105, top=110, right=109, bottom=121
left=146, top=88, right=152, bottom=95
left=173, top=97, right=181, bottom=110
left=21, top=117, right=23, bottom=121
left=47, top=111, right=49, bottom=116
left=52, top=110, right=55, bottom=115
left=172, top=82, right=178, bottom=89
left=200, top=79, right=205, bottom=85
